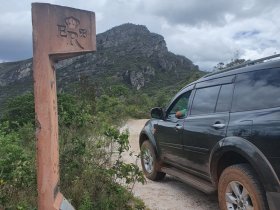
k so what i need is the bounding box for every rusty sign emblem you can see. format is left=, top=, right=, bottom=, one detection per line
left=57, top=16, right=88, bottom=49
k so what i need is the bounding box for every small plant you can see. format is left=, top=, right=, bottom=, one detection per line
left=105, top=127, right=146, bottom=188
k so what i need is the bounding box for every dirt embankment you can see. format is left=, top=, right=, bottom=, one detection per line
left=122, top=119, right=219, bottom=210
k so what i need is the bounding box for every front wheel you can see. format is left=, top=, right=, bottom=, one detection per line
left=140, top=141, right=165, bottom=181
left=218, top=164, right=268, bottom=210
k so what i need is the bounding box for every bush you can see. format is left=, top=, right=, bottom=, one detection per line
left=0, top=91, right=147, bottom=209
left=0, top=125, right=36, bottom=208
left=60, top=126, right=145, bottom=209
left=1, top=93, right=35, bottom=131
left=58, top=93, right=92, bottom=127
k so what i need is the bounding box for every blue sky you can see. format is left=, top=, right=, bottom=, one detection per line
left=0, top=0, right=280, bottom=70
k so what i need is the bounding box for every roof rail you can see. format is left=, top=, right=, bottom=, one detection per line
left=203, top=53, right=280, bottom=78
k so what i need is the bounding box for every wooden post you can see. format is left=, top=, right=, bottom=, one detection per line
left=32, top=3, right=96, bottom=210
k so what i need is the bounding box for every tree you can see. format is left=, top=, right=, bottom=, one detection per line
left=213, top=58, right=248, bottom=71
left=225, top=58, right=247, bottom=68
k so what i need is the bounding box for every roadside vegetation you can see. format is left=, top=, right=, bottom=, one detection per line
left=0, top=71, right=200, bottom=209
left=0, top=83, right=154, bottom=209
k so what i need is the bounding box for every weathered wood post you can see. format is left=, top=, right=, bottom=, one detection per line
left=32, top=3, right=96, bottom=210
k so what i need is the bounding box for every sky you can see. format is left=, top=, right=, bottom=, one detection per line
left=0, top=0, right=280, bottom=70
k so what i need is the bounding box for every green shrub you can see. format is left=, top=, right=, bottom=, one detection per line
left=58, top=93, right=92, bottom=127
left=1, top=93, right=35, bottom=130
left=60, top=126, right=145, bottom=209
left=0, top=91, right=147, bottom=210
left=0, top=125, right=36, bottom=208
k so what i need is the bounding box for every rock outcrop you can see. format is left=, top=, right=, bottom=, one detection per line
left=0, top=23, right=202, bottom=108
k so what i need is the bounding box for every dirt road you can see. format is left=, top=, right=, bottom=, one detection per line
left=122, top=119, right=219, bottom=210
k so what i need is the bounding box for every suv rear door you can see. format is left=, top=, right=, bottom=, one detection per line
left=227, top=68, right=280, bottom=179
left=182, top=76, right=235, bottom=176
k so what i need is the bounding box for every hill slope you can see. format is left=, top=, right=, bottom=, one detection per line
left=0, top=23, right=205, bottom=109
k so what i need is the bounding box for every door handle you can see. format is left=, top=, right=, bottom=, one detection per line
left=212, top=123, right=225, bottom=129
left=175, top=125, right=183, bottom=131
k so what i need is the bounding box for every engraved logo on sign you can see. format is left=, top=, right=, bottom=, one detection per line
left=57, top=16, right=88, bottom=49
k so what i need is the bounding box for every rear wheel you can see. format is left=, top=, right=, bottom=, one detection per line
left=140, top=141, right=165, bottom=180
left=218, top=164, right=268, bottom=210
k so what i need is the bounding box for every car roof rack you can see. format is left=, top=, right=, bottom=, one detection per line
left=203, top=53, right=280, bottom=78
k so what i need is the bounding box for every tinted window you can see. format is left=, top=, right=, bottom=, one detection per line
left=216, top=84, right=234, bottom=112
left=232, top=68, right=280, bottom=112
left=191, top=85, right=220, bottom=115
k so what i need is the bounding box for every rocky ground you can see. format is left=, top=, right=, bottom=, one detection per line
left=122, top=119, right=219, bottom=210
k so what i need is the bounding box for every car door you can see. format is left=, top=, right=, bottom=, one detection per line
left=182, top=76, right=235, bottom=176
left=228, top=68, right=280, bottom=175
left=155, top=88, right=193, bottom=165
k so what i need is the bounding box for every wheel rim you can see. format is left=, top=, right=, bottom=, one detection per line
left=225, top=181, right=254, bottom=210
left=142, top=148, right=154, bottom=174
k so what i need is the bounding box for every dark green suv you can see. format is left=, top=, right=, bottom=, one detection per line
left=139, top=56, right=280, bottom=210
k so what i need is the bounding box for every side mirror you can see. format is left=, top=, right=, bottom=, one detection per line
left=151, top=107, right=164, bottom=119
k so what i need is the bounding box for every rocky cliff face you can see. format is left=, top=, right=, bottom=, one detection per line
left=0, top=23, right=202, bottom=108
left=0, top=59, right=32, bottom=87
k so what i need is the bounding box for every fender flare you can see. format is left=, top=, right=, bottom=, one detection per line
left=209, top=136, right=280, bottom=192
left=139, top=120, right=160, bottom=158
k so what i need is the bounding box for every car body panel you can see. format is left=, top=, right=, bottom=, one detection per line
left=228, top=108, right=280, bottom=174
left=155, top=118, right=185, bottom=165
left=209, top=136, right=280, bottom=192
left=182, top=112, right=229, bottom=175
left=139, top=59, right=280, bottom=210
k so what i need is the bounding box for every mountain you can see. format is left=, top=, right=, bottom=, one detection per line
left=0, top=23, right=205, bottom=109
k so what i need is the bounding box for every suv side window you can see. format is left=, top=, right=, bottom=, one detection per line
left=167, top=91, right=191, bottom=119
left=232, top=68, right=280, bottom=112
left=191, top=85, right=220, bottom=115
left=216, top=83, right=234, bottom=112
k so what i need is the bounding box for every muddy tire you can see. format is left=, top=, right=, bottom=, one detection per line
left=218, top=164, right=268, bottom=210
left=140, top=141, right=165, bottom=181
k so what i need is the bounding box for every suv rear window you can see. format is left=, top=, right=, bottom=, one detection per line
left=232, top=68, right=280, bottom=112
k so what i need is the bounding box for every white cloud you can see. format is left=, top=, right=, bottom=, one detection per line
left=152, top=3, right=280, bottom=70
left=0, top=0, right=280, bottom=71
